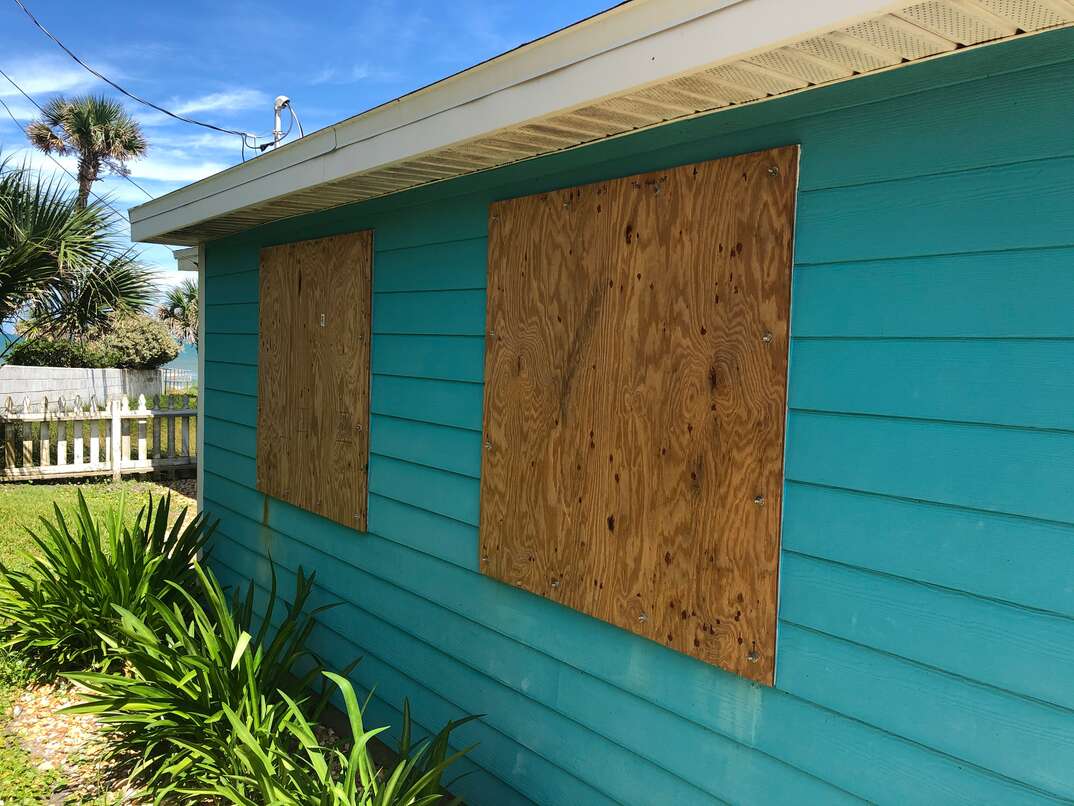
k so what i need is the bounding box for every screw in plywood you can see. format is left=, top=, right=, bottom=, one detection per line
left=754, top=494, right=766, bottom=506
left=768, top=165, right=780, bottom=177
left=761, top=331, right=773, bottom=343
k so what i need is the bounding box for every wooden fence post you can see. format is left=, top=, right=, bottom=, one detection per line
left=110, top=398, right=122, bottom=481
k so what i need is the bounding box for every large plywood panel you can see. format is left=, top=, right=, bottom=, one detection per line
left=480, top=146, right=798, bottom=683
left=256, top=231, right=372, bottom=529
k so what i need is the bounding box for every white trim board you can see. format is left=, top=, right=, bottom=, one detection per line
left=130, top=0, right=1074, bottom=245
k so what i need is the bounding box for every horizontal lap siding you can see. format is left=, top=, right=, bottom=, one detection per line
left=202, top=29, right=1074, bottom=805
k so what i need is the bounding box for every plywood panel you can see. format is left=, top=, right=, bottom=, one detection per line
left=480, top=146, right=798, bottom=684
left=256, top=231, right=372, bottom=529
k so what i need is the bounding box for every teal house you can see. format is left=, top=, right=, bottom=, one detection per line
left=131, top=1, right=1074, bottom=802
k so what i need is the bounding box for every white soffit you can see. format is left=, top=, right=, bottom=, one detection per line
left=132, top=0, right=1074, bottom=245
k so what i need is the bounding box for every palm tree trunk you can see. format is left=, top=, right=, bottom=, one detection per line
left=76, top=156, right=96, bottom=209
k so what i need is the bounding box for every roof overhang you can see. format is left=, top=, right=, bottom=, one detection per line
left=131, top=0, right=1074, bottom=246
left=174, top=247, right=198, bottom=272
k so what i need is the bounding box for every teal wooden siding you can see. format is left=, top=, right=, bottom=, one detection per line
left=200, top=27, right=1074, bottom=805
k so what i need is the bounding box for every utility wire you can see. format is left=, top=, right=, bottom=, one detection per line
left=0, top=90, right=184, bottom=256
left=0, top=64, right=156, bottom=203
left=11, top=0, right=264, bottom=150
left=0, top=93, right=128, bottom=220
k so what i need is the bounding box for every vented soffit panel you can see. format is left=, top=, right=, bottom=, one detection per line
left=129, top=0, right=1074, bottom=246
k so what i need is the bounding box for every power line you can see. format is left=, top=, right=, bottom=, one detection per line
left=10, top=0, right=264, bottom=150
left=0, top=64, right=156, bottom=203
left=0, top=92, right=184, bottom=256
left=0, top=95, right=130, bottom=220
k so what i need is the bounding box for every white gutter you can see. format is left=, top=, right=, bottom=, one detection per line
left=130, top=0, right=898, bottom=244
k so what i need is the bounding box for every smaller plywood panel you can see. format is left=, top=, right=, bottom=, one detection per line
left=480, top=146, right=798, bottom=684
left=256, top=231, right=372, bottom=529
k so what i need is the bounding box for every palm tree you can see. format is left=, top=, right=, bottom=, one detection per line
left=0, top=158, right=156, bottom=355
left=157, top=278, right=198, bottom=347
left=26, top=95, right=148, bottom=209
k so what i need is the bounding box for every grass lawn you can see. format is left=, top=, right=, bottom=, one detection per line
left=0, top=479, right=197, bottom=575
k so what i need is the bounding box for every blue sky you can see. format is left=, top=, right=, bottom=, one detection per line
left=0, top=0, right=613, bottom=281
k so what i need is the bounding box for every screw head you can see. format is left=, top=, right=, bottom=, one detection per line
left=747, top=649, right=760, bottom=663
left=551, top=579, right=560, bottom=589
left=761, top=331, right=773, bottom=343
left=484, top=440, right=492, bottom=450
left=638, top=612, right=648, bottom=623
left=767, top=166, right=780, bottom=177
left=754, top=494, right=766, bottom=506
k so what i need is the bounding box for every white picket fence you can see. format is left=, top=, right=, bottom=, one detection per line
left=0, top=394, right=197, bottom=482
left=160, top=367, right=196, bottom=394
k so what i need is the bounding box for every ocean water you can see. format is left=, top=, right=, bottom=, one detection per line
left=167, top=343, right=198, bottom=372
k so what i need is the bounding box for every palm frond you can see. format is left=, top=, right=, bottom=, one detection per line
left=0, top=159, right=113, bottom=321
left=157, top=277, right=199, bottom=346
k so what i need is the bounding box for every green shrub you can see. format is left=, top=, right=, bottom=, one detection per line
left=66, top=562, right=331, bottom=798
left=6, top=335, right=118, bottom=368
left=216, top=674, right=475, bottom=805
left=68, top=561, right=474, bottom=803
left=0, top=491, right=213, bottom=675
left=94, top=312, right=180, bottom=369
left=5, top=312, right=179, bottom=369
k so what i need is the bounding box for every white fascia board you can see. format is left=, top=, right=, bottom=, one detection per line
left=130, top=0, right=897, bottom=243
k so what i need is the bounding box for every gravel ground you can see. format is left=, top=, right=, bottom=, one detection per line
left=8, top=683, right=138, bottom=803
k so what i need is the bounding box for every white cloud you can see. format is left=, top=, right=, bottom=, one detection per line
left=127, top=156, right=229, bottom=183
left=149, top=267, right=197, bottom=305
left=0, top=56, right=99, bottom=100
left=161, top=131, right=239, bottom=152
left=153, top=268, right=197, bottom=289
left=0, top=146, right=77, bottom=181
left=0, top=98, right=37, bottom=122
left=173, top=88, right=268, bottom=116
left=309, top=63, right=399, bottom=86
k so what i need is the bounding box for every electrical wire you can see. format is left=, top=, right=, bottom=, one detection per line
left=0, top=86, right=185, bottom=255
left=289, top=104, right=304, bottom=138
left=10, top=0, right=265, bottom=152
left=0, top=93, right=128, bottom=220
left=0, top=64, right=156, bottom=203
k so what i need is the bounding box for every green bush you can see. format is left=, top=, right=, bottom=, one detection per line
left=217, top=675, right=475, bottom=805
left=6, top=312, right=180, bottom=369
left=6, top=336, right=118, bottom=368
left=0, top=491, right=213, bottom=675
left=67, top=562, right=332, bottom=798
left=94, top=312, right=181, bottom=369
left=68, top=561, right=474, bottom=803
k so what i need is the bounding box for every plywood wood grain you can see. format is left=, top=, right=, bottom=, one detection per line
left=480, top=146, right=798, bottom=684
left=256, top=231, right=372, bottom=529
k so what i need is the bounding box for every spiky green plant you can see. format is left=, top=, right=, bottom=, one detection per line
left=65, top=562, right=334, bottom=798
left=0, top=491, right=213, bottom=675
left=212, top=674, right=475, bottom=806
